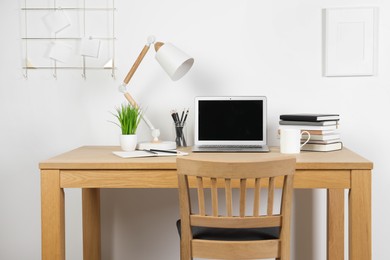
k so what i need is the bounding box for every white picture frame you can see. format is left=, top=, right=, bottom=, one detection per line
left=323, top=7, right=378, bottom=77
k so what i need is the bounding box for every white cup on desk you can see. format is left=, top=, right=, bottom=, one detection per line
left=280, top=128, right=311, bottom=154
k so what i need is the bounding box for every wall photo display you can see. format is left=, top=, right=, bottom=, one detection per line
left=323, top=7, right=378, bottom=77
left=21, top=0, right=116, bottom=79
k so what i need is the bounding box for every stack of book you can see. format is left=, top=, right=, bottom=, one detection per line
left=279, top=114, right=342, bottom=152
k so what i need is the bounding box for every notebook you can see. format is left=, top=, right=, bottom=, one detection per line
left=192, top=96, right=269, bottom=152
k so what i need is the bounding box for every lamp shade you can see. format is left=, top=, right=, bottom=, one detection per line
left=155, top=43, right=194, bottom=81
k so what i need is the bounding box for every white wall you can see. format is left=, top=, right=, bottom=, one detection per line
left=1, top=0, right=389, bottom=259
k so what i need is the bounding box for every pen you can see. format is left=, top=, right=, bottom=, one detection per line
left=140, top=149, right=158, bottom=154
left=170, top=110, right=177, bottom=123
left=150, top=149, right=177, bottom=154
left=171, top=110, right=181, bottom=125
left=180, top=109, right=185, bottom=122
left=175, top=111, right=180, bottom=121
left=182, top=109, right=189, bottom=124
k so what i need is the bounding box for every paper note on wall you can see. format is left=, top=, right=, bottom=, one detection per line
left=48, top=42, right=73, bottom=63
left=42, top=9, right=71, bottom=33
left=80, top=37, right=101, bottom=58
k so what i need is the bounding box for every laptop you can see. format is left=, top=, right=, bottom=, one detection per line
left=192, top=96, right=269, bottom=152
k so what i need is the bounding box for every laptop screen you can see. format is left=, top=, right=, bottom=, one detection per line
left=195, top=96, right=267, bottom=146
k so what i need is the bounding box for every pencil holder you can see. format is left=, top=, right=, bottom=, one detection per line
left=173, top=122, right=188, bottom=147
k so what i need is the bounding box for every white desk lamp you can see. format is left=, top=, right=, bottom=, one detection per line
left=118, top=36, right=194, bottom=150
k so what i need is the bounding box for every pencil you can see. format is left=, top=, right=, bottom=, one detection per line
left=182, top=109, right=189, bottom=124
left=150, top=149, right=177, bottom=154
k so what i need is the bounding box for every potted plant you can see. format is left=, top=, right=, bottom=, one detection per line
left=112, top=103, right=142, bottom=151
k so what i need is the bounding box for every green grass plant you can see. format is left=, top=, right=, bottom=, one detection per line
left=112, top=103, right=142, bottom=135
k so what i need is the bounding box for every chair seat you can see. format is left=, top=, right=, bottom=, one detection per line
left=177, top=220, right=280, bottom=241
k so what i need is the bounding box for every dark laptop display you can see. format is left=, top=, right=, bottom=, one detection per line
left=193, top=96, right=269, bottom=152
left=198, top=100, right=263, bottom=141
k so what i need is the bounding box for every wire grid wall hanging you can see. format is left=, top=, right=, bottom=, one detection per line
left=21, top=0, right=116, bottom=79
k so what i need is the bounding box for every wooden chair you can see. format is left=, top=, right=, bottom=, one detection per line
left=176, top=155, right=296, bottom=260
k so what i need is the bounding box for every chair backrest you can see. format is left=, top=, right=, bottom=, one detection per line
left=176, top=155, right=296, bottom=259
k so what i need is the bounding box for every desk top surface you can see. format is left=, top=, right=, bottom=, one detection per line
left=40, top=146, right=373, bottom=171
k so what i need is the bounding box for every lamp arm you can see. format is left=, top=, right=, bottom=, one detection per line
left=119, top=37, right=161, bottom=143
left=123, top=44, right=150, bottom=85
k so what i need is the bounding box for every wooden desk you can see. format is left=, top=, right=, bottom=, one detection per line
left=39, top=146, right=373, bottom=260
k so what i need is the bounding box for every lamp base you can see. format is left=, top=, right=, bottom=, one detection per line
left=137, top=141, right=176, bottom=150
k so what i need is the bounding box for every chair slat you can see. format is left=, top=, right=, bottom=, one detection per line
left=192, top=239, right=280, bottom=259
left=196, top=177, right=205, bottom=216
left=253, top=178, right=261, bottom=216
left=240, top=179, right=247, bottom=217
left=211, top=178, right=218, bottom=216
left=267, top=177, right=275, bottom=215
left=225, top=178, right=233, bottom=217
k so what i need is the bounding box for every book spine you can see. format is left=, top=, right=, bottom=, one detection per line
left=301, top=142, right=343, bottom=152
left=278, top=124, right=337, bottom=131
left=280, top=115, right=340, bottom=122
left=280, top=115, right=318, bottom=121
left=279, top=120, right=339, bottom=126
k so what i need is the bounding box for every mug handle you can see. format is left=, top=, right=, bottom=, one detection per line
left=300, top=131, right=311, bottom=148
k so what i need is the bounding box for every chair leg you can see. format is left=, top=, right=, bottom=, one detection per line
left=180, top=239, right=192, bottom=260
left=278, top=250, right=290, bottom=260
left=180, top=251, right=192, bottom=260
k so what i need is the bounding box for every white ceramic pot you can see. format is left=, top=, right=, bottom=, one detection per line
left=120, top=134, right=137, bottom=151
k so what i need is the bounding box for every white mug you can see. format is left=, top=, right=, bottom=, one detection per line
left=280, top=128, right=311, bottom=154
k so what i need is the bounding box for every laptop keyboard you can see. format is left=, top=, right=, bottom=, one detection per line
left=200, top=145, right=263, bottom=148
left=193, top=144, right=269, bottom=153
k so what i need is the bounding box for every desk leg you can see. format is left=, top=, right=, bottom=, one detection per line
left=82, top=188, right=101, bottom=260
left=41, top=170, right=65, bottom=260
left=327, top=189, right=344, bottom=260
left=349, top=170, right=372, bottom=260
